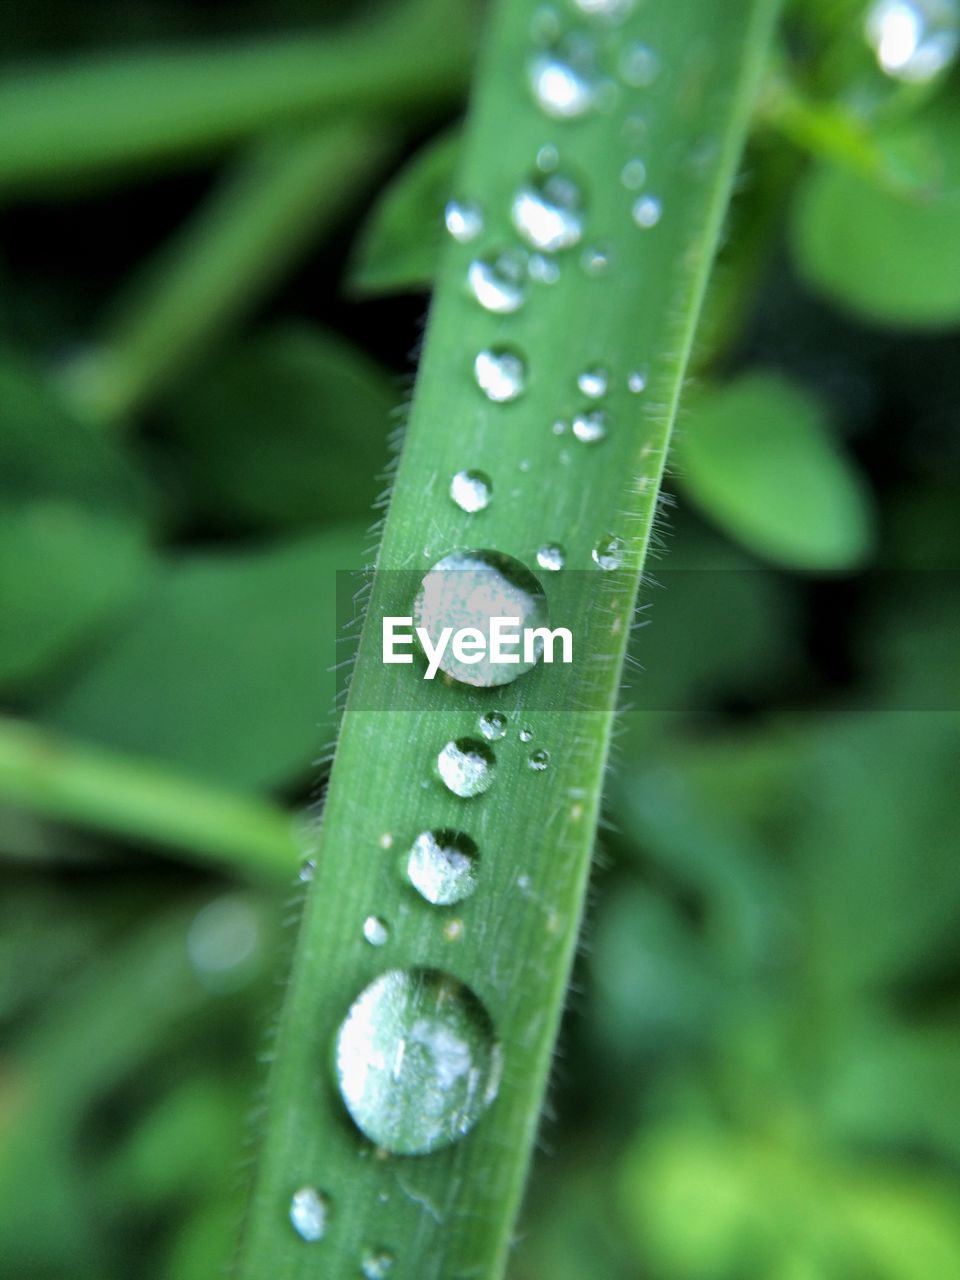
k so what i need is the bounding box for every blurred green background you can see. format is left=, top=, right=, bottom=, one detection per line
left=1, top=0, right=958, bottom=1277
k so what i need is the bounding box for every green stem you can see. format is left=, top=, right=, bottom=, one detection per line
left=237, top=0, right=779, bottom=1276
left=0, top=716, right=299, bottom=880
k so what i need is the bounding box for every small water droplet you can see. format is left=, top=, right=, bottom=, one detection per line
left=437, top=738, right=496, bottom=797
left=528, top=749, right=551, bottom=771
left=511, top=171, right=584, bottom=253
left=444, top=918, right=465, bottom=942
left=363, top=916, right=390, bottom=947
left=536, top=542, right=566, bottom=571
left=619, top=41, right=660, bottom=86
left=414, top=550, right=550, bottom=687
left=572, top=408, right=608, bottom=443
left=865, top=0, right=959, bottom=82
left=574, top=0, right=634, bottom=16
left=620, top=157, right=647, bottom=190
left=290, top=1186, right=330, bottom=1242
left=536, top=143, right=560, bottom=171
left=580, top=244, right=610, bottom=275
left=528, top=52, right=596, bottom=119
left=528, top=252, right=561, bottom=284
left=627, top=369, right=648, bottom=393
left=467, top=250, right=527, bottom=313
left=407, top=830, right=479, bottom=905
left=593, top=533, right=625, bottom=569
left=479, top=710, right=508, bottom=740
left=474, top=348, right=526, bottom=402
left=361, top=1246, right=396, bottom=1278
left=577, top=366, right=608, bottom=398
left=335, top=968, right=503, bottom=1155
left=299, top=857, right=316, bottom=882
left=552, top=418, right=567, bottom=435
left=378, top=832, right=394, bottom=850
left=444, top=200, right=483, bottom=244
left=519, top=726, right=534, bottom=743
left=450, top=469, right=493, bottom=514
left=632, top=195, right=662, bottom=228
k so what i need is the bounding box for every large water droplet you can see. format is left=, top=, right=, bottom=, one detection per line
left=467, top=251, right=528, bottom=313
left=572, top=408, right=608, bottom=443
left=536, top=542, right=566, bottom=571
left=363, top=916, right=390, bottom=947
left=577, top=367, right=608, bottom=398
left=407, top=830, right=479, bottom=905
left=290, top=1186, right=330, bottom=1242
left=474, top=348, right=526, bottom=402
left=450, top=469, right=492, bottom=514
left=632, top=195, right=662, bottom=228
left=479, top=710, right=508, bottom=740
left=619, top=42, right=660, bottom=86
left=444, top=200, right=483, bottom=244
left=528, top=52, right=596, bottom=119
left=335, top=968, right=503, bottom=1155
left=361, top=1247, right=396, bottom=1278
left=865, top=0, right=959, bottom=82
left=437, top=738, right=496, bottom=797
left=593, top=533, right=626, bottom=569
left=413, top=550, right=550, bottom=687
left=511, top=171, right=584, bottom=253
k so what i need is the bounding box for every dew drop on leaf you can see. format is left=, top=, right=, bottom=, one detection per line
left=528, top=252, right=561, bottom=284
left=474, top=348, right=527, bottom=402
left=335, top=968, right=503, bottom=1155
left=479, top=710, right=508, bottom=740
left=632, top=195, right=662, bottom=228
left=593, top=533, right=626, bottom=569
left=536, top=142, right=560, bottom=171
left=580, top=244, right=611, bottom=275
left=289, top=1187, right=330, bottom=1242
left=574, top=0, right=635, bottom=17
left=444, top=200, right=483, bottom=244
left=467, top=251, right=528, bottom=313
left=627, top=369, right=648, bottom=393
left=363, top=916, right=390, bottom=947
left=528, top=749, right=551, bottom=771
left=619, top=41, right=660, bottom=86
left=450, top=469, right=493, bottom=514
left=406, top=830, right=479, bottom=905
left=519, top=726, right=534, bottom=742
left=577, top=366, right=608, bottom=398
left=865, top=0, right=959, bottom=82
left=528, top=52, right=596, bottom=119
left=572, top=408, right=608, bottom=443
left=511, top=171, right=585, bottom=253
left=361, top=1246, right=396, bottom=1278
left=536, top=542, right=567, bottom=571
left=620, top=157, right=647, bottom=190
left=437, top=738, right=497, bottom=797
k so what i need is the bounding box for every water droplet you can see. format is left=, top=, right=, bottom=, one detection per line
left=865, top=0, right=959, bottom=82
left=519, top=726, right=534, bottom=743
left=378, top=832, right=394, bottom=850
left=290, top=1186, right=330, bottom=1242
left=467, top=250, right=527, bottom=313
left=437, top=738, right=496, bottom=797
left=361, top=1246, right=396, bottom=1278
left=528, top=253, right=561, bottom=284
left=474, top=348, right=526, bottom=402
left=572, top=408, right=608, bottom=443
left=577, top=366, right=608, bottom=398
left=621, top=157, right=647, bottom=190
left=479, top=710, right=508, bottom=740
left=449, top=469, right=493, bottom=514
left=363, top=916, right=390, bottom=947
left=580, top=244, right=611, bottom=276
left=299, top=858, right=316, bottom=882
left=536, top=143, right=560, bottom=171
left=536, top=542, right=566, bottom=571
left=187, top=895, right=261, bottom=994
left=413, top=550, right=550, bottom=687
left=528, top=749, right=551, bottom=771
left=574, top=0, right=634, bottom=16
left=593, top=533, right=626, bottom=569
left=627, top=369, right=648, bottom=393
left=511, top=171, right=584, bottom=253
left=406, top=830, right=479, bottom=905
left=528, top=52, right=596, bottom=119
left=335, top=968, right=503, bottom=1155
left=632, top=195, right=662, bottom=228
left=619, top=42, right=660, bottom=86
left=444, top=918, right=465, bottom=942
left=444, top=200, right=483, bottom=244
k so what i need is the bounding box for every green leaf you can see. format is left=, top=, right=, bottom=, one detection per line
left=156, top=324, right=397, bottom=531
left=348, top=126, right=462, bottom=295
left=676, top=371, right=874, bottom=569
left=40, top=526, right=365, bottom=790
left=790, top=105, right=960, bottom=328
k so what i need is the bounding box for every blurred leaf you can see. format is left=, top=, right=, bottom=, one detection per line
left=39, top=526, right=365, bottom=789
left=157, top=324, right=396, bottom=531
left=676, top=372, right=874, bottom=569
left=843, top=1171, right=960, bottom=1279
left=348, top=126, right=461, bottom=295
left=791, top=105, right=960, bottom=328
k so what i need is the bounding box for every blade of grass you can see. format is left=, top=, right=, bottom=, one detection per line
left=60, top=120, right=396, bottom=424
left=237, top=0, right=779, bottom=1276
left=0, top=716, right=299, bottom=880
left=0, top=0, right=474, bottom=193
